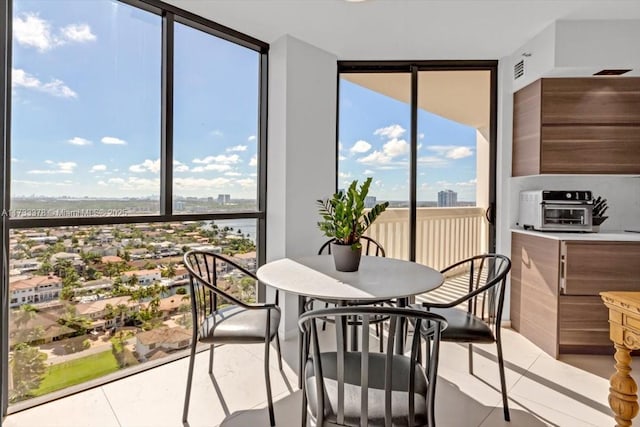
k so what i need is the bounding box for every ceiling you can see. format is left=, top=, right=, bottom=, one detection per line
left=166, top=0, right=640, bottom=60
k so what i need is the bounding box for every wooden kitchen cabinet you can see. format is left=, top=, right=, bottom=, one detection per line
left=512, top=77, right=640, bottom=176
left=511, top=232, right=640, bottom=357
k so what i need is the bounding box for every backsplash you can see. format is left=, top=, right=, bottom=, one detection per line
left=510, top=175, right=640, bottom=232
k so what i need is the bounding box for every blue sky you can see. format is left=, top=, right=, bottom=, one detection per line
left=339, top=79, right=478, bottom=202
left=11, top=0, right=259, bottom=200
left=11, top=0, right=477, bottom=204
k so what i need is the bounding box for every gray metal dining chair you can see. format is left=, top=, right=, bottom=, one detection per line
left=182, top=250, right=282, bottom=426
left=416, top=254, right=511, bottom=422
left=299, top=305, right=447, bottom=427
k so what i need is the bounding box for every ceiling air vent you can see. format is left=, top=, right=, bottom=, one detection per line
left=514, top=59, right=525, bottom=80
left=594, top=69, right=631, bottom=76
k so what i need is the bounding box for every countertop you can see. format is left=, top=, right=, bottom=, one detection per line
left=511, top=228, right=640, bottom=242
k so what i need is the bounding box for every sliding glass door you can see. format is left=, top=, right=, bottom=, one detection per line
left=338, top=62, right=497, bottom=269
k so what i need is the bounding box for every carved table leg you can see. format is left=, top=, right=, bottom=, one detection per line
left=610, top=343, right=639, bottom=427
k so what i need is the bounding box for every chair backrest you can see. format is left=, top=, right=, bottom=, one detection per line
left=183, top=250, right=276, bottom=332
left=318, top=236, right=386, bottom=257
left=298, top=306, right=447, bottom=427
left=442, top=254, right=511, bottom=335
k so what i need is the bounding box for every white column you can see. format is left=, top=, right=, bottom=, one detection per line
left=267, top=35, right=337, bottom=338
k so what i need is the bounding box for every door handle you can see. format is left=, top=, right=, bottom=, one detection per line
left=485, top=204, right=495, bottom=225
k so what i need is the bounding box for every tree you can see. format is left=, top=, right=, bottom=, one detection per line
left=36, top=260, right=52, bottom=276
left=9, top=343, right=48, bottom=402
left=161, top=262, right=176, bottom=279
left=58, top=306, right=91, bottom=336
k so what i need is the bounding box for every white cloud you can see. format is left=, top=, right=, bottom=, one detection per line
left=12, top=68, right=77, bottom=98
left=224, top=171, right=242, bottom=177
left=338, top=142, right=343, bottom=151
left=68, top=137, right=91, bottom=146
left=90, top=164, right=107, bottom=172
left=427, top=145, right=473, bottom=160
left=382, top=138, right=409, bottom=157
left=59, top=24, right=96, bottom=43
left=191, top=164, right=232, bottom=173
left=192, top=154, right=240, bottom=165
left=13, top=13, right=55, bottom=51
left=357, top=150, right=392, bottom=165
left=417, top=156, right=448, bottom=167
left=28, top=161, right=77, bottom=175
left=374, top=124, right=406, bottom=139
left=419, top=133, right=425, bottom=140
left=13, top=179, right=72, bottom=187
left=447, top=147, right=474, bottom=159
left=338, top=155, right=347, bottom=161
left=129, top=159, right=160, bottom=174
left=103, top=177, right=158, bottom=191
left=210, top=129, right=224, bottom=137
left=58, top=162, right=76, bottom=172
left=249, top=155, right=257, bottom=167
left=101, top=136, right=127, bottom=145
left=226, top=145, right=247, bottom=152
left=174, top=177, right=231, bottom=189
left=11, top=158, right=18, bottom=162
left=363, top=169, right=374, bottom=175
left=13, top=13, right=96, bottom=52
left=350, top=140, right=371, bottom=154
left=338, top=172, right=351, bottom=179
left=247, top=135, right=256, bottom=142
left=173, top=160, right=189, bottom=172
left=236, top=178, right=255, bottom=188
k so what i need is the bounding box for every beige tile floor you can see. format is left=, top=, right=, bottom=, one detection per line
left=3, top=327, right=634, bottom=427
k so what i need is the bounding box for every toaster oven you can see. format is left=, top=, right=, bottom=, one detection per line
left=518, top=190, right=593, bottom=232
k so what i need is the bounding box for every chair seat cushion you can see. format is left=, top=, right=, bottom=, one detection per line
left=199, top=305, right=280, bottom=344
left=305, top=352, right=428, bottom=426
left=417, top=306, right=495, bottom=344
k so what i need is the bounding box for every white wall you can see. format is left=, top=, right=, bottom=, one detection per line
left=267, top=35, right=337, bottom=337
left=510, top=19, right=640, bottom=92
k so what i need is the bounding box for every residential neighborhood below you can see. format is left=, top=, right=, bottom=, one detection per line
left=8, top=220, right=257, bottom=403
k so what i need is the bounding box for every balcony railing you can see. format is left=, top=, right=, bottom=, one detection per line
left=365, top=207, right=489, bottom=271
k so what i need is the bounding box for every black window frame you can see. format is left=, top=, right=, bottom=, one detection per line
left=0, top=0, right=269, bottom=416
left=337, top=60, right=498, bottom=261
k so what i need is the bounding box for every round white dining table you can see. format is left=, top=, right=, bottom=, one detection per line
left=257, top=255, right=444, bottom=303
left=257, top=255, right=444, bottom=388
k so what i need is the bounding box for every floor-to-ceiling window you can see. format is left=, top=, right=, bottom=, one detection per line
left=1, top=0, right=267, bottom=413
left=338, top=62, right=497, bottom=269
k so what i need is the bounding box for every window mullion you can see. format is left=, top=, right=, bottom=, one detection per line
left=160, top=11, right=174, bottom=216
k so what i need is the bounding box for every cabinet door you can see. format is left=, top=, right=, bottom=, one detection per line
left=559, top=295, right=611, bottom=354
left=541, top=125, right=640, bottom=174
left=511, top=232, right=560, bottom=357
left=512, top=80, right=542, bottom=177
left=561, top=242, right=640, bottom=295
left=542, top=78, right=640, bottom=125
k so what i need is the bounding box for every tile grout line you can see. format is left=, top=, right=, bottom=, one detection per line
left=475, top=348, right=545, bottom=427
left=100, top=386, right=123, bottom=427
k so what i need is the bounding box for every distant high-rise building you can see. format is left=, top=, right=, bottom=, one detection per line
left=217, top=194, right=231, bottom=205
left=438, top=190, right=458, bottom=207
left=364, top=196, right=377, bottom=209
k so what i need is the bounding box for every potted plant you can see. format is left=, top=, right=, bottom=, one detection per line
left=317, top=177, right=389, bottom=271
left=592, top=195, right=609, bottom=232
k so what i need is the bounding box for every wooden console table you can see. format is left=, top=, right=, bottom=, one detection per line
left=601, top=292, right=640, bottom=427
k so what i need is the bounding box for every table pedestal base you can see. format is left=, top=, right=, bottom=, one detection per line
left=609, top=343, right=639, bottom=427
